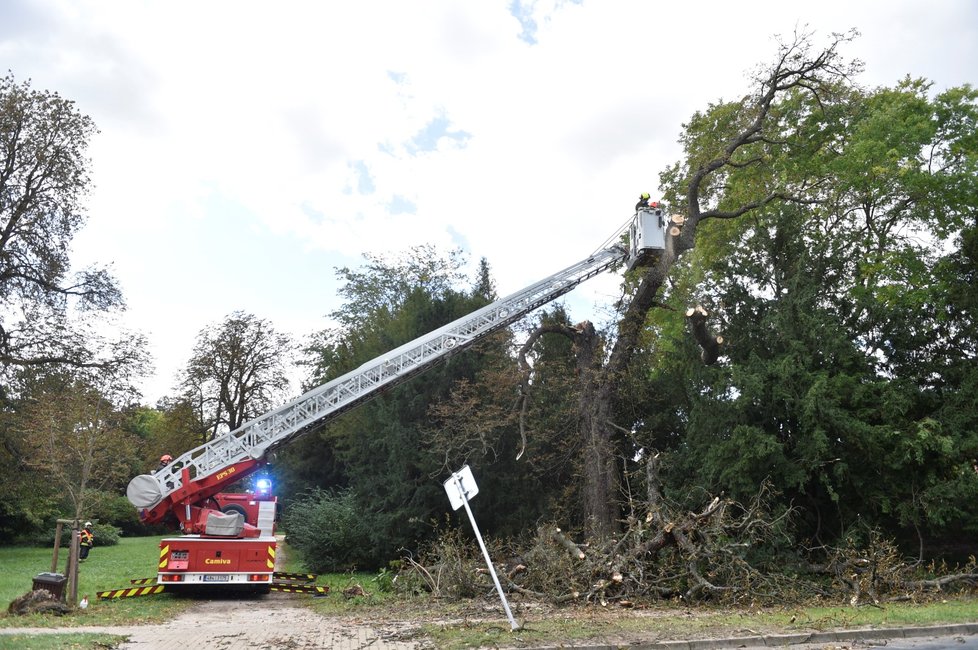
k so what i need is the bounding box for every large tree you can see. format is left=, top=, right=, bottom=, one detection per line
left=510, top=31, right=861, bottom=537
left=178, top=311, right=295, bottom=442
left=0, top=73, right=130, bottom=379
left=634, top=74, right=978, bottom=552
left=0, top=74, right=149, bottom=540
left=416, top=33, right=865, bottom=540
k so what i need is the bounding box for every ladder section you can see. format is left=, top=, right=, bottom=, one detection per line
left=139, top=245, right=626, bottom=505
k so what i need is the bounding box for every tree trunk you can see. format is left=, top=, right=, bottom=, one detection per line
left=574, top=322, right=621, bottom=538
left=582, top=397, right=619, bottom=537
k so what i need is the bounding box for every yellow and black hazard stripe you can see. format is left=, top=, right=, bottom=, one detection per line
left=129, top=577, right=156, bottom=585
left=159, top=544, right=169, bottom=569
left=269, top=583, right=329, bottom=595
left=272, top=571, right=317, bottom=583
left=97, top=584, right=166, bottom=600
left=266, top=545, right=275, bottom=570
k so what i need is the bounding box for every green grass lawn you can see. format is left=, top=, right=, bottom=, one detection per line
left=0, top=535, right=194, bottom=628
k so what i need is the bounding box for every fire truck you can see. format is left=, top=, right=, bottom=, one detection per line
left=118, top=207, right=669, bottom=595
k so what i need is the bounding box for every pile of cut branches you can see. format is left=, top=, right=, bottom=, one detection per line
left=397, top=481, right=978, bottom=606
left=809, top=532, right=978, bottom=606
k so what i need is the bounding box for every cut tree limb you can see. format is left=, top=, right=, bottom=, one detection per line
left=553, top=527, right=586, bottom=560
left=904, top=572, right=978, bottom=590
left=686, top=305, right=723, bottom=365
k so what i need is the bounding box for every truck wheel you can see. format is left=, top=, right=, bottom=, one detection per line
left=221, top=504, right=247, bottom=518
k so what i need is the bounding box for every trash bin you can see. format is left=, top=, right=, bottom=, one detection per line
left=32, top=572, right=67, bottom=600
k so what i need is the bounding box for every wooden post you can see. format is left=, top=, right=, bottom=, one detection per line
left=62, top=520, right=79, bottom=606
left=51, top=521, right=64, bottom=573
left=69, top=533, right=79, bottom=606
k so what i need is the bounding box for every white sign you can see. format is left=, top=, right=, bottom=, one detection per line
left=442, top=464, right=518, bottom=630
left=443, top=464, right=479, bottom=511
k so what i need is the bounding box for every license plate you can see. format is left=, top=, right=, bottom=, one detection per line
left=203, top=575, right=230, bottom=582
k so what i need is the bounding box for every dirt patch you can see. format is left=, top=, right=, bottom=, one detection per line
left=111, top=534, right=427, bottom=649
left=119, top=594, right=428, bottom=649
left=0, top=596, right=429, bottom=649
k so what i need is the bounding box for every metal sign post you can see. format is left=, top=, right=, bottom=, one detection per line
left=443, top=465, right=519, bottom=631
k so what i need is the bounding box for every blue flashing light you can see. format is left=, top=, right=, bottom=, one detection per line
left=256, top=478, right=272, bottom=493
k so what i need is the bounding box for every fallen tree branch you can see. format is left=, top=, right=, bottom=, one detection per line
left=903, top=573, right=978, bottom=591
left=553, top=527, right=586, bottom=560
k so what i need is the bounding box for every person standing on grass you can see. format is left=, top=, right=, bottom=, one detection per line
left=79, top=522, right=94, bottom=560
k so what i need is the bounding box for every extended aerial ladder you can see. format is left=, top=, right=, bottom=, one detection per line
left=119, top=206, right=669, bottom=595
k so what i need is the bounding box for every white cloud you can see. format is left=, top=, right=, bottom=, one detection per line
left=2, top=0, right=975, bottom=403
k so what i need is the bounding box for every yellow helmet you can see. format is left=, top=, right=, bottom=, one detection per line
left=640, top=192, right=650, bottom=200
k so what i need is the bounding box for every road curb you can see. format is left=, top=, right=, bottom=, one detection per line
left=528, top=623, right=978, bottom=650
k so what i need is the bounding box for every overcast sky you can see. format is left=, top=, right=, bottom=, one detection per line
left=2, top=0, right=976, bottom=404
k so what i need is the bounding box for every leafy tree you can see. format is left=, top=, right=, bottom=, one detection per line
left=0, top=392, right=61, bottom=539
left=179, top=311, right=294, bottom=441
left=10, top=366, right=143, bottom=527
left=472, top=257, right=496, bottom=301
left=0, top=73, right=131, bottom=378
left=0, top=73, right=149, bottom=539
left=645, top=77, right=978, bottom=554
left=143, top=397, right=207, bottom=463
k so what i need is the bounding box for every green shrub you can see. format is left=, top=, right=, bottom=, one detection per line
left=26, top=521, right=123, bottom=548
left=282, top=488, right=374, bottom=572
left=88, top=522, right=121, bottom=547
left=393, top=526, right=492, bottom=599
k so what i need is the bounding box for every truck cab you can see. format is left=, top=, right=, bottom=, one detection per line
left=213, top=482, right=277, bottom=537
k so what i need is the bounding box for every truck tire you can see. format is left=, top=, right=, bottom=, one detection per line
left=221, top=504, right=247, bottom=518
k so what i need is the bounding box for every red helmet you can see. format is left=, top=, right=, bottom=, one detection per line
left=160, top=454, right=173, bottom=462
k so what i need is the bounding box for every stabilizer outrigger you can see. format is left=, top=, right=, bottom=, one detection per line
left=96, top=571, right=328, bottom=599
